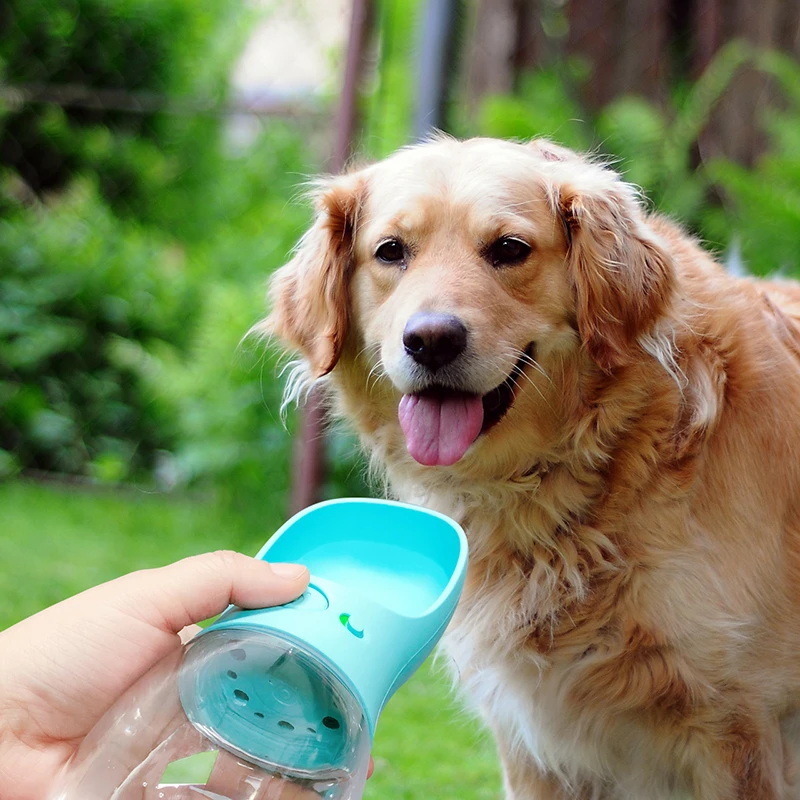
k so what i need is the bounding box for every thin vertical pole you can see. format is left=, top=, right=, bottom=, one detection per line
left=415, top=0, right=461, bottom=138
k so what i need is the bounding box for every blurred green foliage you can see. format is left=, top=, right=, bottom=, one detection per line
left=700, top=48, right=800, bottom=276
left=0, top=182, right=192, bottom=479
left=0, top=0, right=250, bottom=211
left=364, top=0, right=422, bottom=157
left=0, top=0, right=370, bottom=511
left=477, top=63, right=593, bottom=151
left=0, top=0, right=405, bottom=485
left=137, top=281, right=296, bottom=514
left=478, top=41, right=800, bottom=278
left=6, top=0, right=800, bottom=515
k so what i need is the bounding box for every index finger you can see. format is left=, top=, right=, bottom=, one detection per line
left=113, top=552, right=310, bottom=634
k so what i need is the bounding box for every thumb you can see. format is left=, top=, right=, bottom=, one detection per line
left=113, top=551, right=310, bottom=634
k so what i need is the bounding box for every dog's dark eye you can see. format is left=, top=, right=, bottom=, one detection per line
left=487, top=236, right=531, bottom=268
left=375, top=239, right=405, bottom=264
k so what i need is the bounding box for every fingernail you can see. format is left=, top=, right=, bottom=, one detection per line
left=271, top=563, right=307, bottom=580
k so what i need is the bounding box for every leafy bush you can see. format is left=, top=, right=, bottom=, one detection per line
left=0, top=0, right=337, bottom=498
left=130, top=277, right=368, bottom=519
left=0, top=182, right=193, bottom=479
left=138, top=282, right=292, bottom=503
left=476, top=44, right=754, bottom=233
left=604, top=43, right=800, bottom=278
left=476, top=41, right=800, bottom=281
left=701, top=50, right=800, bottom=277
left=363, top=0, right=423, bottom=158
left=595, top=41, right=753, bottom=236
left=704, top=115, right=800, bottom=277
left=0, top=0, right=252, bottom=216
left=476, top=64, right=593, bottom=151
left=144, top=119, right=314, bottom=254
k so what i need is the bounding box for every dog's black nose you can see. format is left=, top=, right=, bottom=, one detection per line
left=403, top=312, right=468, bottom=370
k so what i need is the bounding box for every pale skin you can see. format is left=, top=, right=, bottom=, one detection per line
left=0, top=551, right=373, bottom=800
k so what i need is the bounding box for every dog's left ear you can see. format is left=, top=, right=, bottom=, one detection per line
left=262, top=174, right=365, bottom=378
left=559, top=182, right=675, bottom=371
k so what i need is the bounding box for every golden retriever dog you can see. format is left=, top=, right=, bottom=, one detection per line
left=260, top=136, right=800, bottom=799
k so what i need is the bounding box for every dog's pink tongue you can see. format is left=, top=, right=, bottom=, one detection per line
left=398, top=392, right=484, bottom=466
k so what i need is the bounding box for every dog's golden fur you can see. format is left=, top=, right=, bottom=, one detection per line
left=262, top=136, right=800, bottom=798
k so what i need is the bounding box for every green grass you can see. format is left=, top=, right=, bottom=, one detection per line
left=367, top=662, right=501, bottom=800
left=0, top=479, right=502, bottom=799
left=0, top=479, right=281, bottom=628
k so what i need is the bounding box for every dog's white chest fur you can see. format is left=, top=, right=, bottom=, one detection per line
left=442, top=619, right=686, bottom=800
left=421, top=485, right=686, bottom=800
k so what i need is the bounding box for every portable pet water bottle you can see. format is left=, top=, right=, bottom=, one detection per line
left=52, top=499, right=468, bottom=800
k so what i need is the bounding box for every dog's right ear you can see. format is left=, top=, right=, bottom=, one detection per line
left=261, top=174, right=365, bottom=378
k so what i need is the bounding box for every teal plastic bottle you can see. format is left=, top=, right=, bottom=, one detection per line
left=53, top=499, right=468, bottom=800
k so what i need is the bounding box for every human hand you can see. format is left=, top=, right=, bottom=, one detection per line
left=0, top=551, right=311, bottom=800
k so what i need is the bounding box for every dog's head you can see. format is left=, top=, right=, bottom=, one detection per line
left=264, top=137, right=675, bottom=469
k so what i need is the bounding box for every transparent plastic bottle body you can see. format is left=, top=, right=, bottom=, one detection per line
left=51, top=630, right=371, bottom=800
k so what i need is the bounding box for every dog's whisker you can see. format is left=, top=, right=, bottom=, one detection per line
left=489, top=345, right=556, bottom=412
left=362, top=344, right=390, bottom=393
left=500, top=345, right=555, bottom=388
left=519, top=354, right=554, bottom=386
left=355, top=340, right=382, bottom=363
left=366, top=361, right=389, bottom=393
left=513, top=370, right=554, bottom=412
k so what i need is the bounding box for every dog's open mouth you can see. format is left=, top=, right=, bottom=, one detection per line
left=397, top=345, right=532, bottom=467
